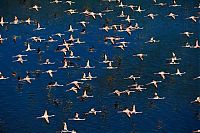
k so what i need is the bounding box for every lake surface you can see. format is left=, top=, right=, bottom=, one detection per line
left=0, top=0, right=199, bottom=133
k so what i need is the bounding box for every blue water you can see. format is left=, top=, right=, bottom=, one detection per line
left=0, top=0, right=199, bottom=133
